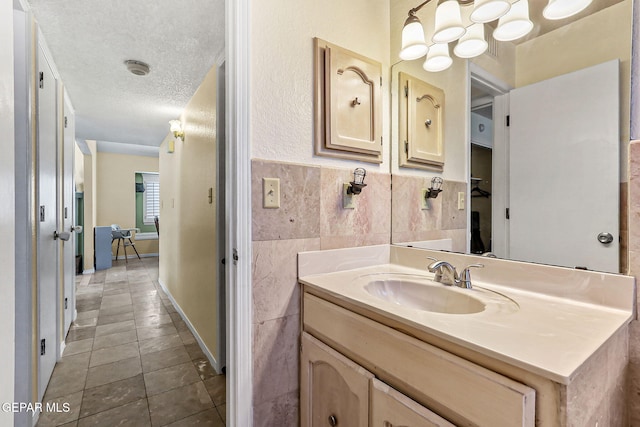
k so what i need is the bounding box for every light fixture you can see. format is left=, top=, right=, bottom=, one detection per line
left=400, top=14, right=429, bottom=60
left=423, top=43, right=453, bottom=73
left=492, top=0, right=533, bottom=41
left=432, top=0, right=466, bottom=44
left=343, top=168, right=367, bottom=209
left=169, top=120, right=184, bottom=141
left=347, top=168, right=367, bottom=195
left=543, top=0, right=592, bottom=20
left=425, top=176, right=444, bottom=199
left=453, top=23, right=488, bottom=58
left=469, top=0, right=511, bottom=23
left=400, top=0, right=589, bottom=72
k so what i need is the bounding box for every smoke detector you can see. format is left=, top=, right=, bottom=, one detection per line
left=124, top=60, right=150, bottom=76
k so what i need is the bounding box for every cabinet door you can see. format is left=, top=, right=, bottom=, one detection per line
left=371, top=379, right=456, bottom=427
left=301, top=332, right=373, bottom=427
left=399, top=72, right=445, bottom=170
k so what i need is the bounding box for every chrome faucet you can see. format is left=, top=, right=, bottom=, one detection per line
left=427, top=257, right=484, bottom=289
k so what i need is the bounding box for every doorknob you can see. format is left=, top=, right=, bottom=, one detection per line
left=597, top=232, right=614, bottom=244
left=54, top=231, right=71, bottom=241
left=71, top=225, right=83, bottom=233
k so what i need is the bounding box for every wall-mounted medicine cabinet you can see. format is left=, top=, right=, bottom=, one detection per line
left=398, top=72, right=445, bottom=171
left=314, top=38, right=383, bottom=163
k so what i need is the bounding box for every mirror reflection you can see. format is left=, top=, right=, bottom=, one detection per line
left=390, top=0, right=632, bottom=274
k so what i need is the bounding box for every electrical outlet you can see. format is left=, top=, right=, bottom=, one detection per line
left=457, top=192, right=465, bottom=210
left=421, top=189, right=429, bottom=210
left=343, top=183, right=355, bottom=209
left=263, top=178, right=280, bottom=208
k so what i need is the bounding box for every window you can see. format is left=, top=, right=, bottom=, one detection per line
left=142, top=173, right=160, bottom=224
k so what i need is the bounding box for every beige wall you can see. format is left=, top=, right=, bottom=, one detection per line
left=96, top=152, right=159, bottom=256
left=74, top=142, right=84, bottom=191
left=82, top=140, right=97, bottom=271
left=159, top=66, right=219, bottom=366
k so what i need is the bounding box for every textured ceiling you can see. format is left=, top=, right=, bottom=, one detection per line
left=28, top=0, right=225, bottom=147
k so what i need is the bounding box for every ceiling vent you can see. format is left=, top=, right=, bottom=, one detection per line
left=124, top=60, right=150, bottom=76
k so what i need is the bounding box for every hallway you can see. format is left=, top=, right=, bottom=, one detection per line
left=36, top=258, right=226, bottom=427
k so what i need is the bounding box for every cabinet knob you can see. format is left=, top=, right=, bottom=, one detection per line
left=328, top=414, right=337, bottom=426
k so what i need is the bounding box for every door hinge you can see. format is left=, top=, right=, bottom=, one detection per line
left=64, top=116, right=68, bottom=128
left=40, top=205, right=45, bottom=222
left=380, top=136, right=383, bottom=146
left=506, top=115, right=510, bottom=127
left=380, top=76, right=382, bottom=87
left=40, top=339, right=46, bottom=356
left=404, top=85, right=408, bottom=97
left=64, top=207, right=68, bottom=219
left=39, top=72, right=44, bottom=89
left=505, top=208, right=510, bottom=219
left=64, top=298, right=68, bottom=309
left=404, top=140, right=409, bottom=154
left=232, top=248, right=239, bottom=265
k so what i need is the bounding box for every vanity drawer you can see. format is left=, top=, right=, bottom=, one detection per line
left=371, top=378, right=455, bottom=427
left=303, top=293, right=536, bottom=427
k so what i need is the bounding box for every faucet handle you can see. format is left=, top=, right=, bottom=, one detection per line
left=458, top=264, right=484, bottom=289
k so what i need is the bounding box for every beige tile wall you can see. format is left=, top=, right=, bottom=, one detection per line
left=251, top=159, right=391, bottom=424
left=628, top=140, right=640, bottom=424
left=391, top=174, right=468, bottom=251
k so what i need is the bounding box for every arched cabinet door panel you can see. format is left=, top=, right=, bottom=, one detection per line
left=399, top=72, right=445, bottom=171
left=314, top=38, right=382, bottom=163
left=300, top=332, right=372, bottom=427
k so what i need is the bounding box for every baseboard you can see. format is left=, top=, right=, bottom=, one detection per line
left=157, top=278, right=220, bottom=374
left=82, top=269, right=95, bottom=275
left=112, top=253, right=159, bottom=260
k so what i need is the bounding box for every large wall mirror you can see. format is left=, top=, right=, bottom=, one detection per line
left=390, top=0, right=633, bottom=274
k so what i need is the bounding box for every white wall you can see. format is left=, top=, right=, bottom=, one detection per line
left=250, top=0, right=391, bottom=172
left=1, top=0, right=16, bottom=423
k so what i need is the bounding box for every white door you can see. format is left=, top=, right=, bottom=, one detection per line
left=37, top=47, right=59, bottom=400
left=62, top=96, right=75, bottom=336
left=509, top=60, right=619, bottom=273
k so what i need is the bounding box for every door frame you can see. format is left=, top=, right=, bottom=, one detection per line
left=226, top=0, right=253, bottom=424
left=468, top=64, right=511, bottom=258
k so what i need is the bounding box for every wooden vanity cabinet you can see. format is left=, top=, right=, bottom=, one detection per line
left=301, top=290, right=537, bottom=427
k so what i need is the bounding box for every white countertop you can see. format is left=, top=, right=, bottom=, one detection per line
left=299, top=245, right=635, bottom=385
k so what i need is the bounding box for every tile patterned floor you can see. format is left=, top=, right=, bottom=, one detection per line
left=37, top=258, right=226, bottom=427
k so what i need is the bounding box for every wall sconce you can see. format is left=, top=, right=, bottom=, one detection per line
left=343, top=168, right=367, bottom=209
left=169, top=120, right=185, bottom=141
left=167, top=120, right=184, bottom=154
left=425, top=176, right=443, bottom=199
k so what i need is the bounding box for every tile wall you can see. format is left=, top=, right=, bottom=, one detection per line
left=250, top=158, right=391, bottom=426
left=628, top=140, right=640, bottom=424
left=391, top=174, right=468, bottom=251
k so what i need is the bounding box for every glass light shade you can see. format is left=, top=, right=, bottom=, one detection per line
left=400, top=15, right=429, bottom=60
left=454, top=23, right=488, bottom=58
left=432, top=0, right=466, bottom=44
left=431, top=176, right=443, bottom=191
left=423, top=43, right=453, bottom=72
left=470, top=0, right=511, bottom=23
left=543, top=0, right=592, bottom=20
left=493, top=0, right=533, bottom=41
left=169, top=120, right=182, bottom=133
left=353, top=168, right=367, bottom=185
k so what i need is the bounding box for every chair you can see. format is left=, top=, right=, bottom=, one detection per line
left=111, top=224, right=141, bottom=262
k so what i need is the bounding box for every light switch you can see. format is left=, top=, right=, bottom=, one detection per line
left=263, top=178, right=280, bottom=208
left=457, top=192, right=465, bottom=210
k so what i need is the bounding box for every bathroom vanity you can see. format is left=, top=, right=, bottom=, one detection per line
left=298, top=245, right=635, bottom=427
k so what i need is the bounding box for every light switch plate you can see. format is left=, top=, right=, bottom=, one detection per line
left=343, top=183, right=355, bottom=209
left=457, top=192, right=465, bottom=210
left=263, top=178, right=280, bottom=208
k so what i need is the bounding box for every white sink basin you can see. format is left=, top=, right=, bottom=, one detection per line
left=364, top=278, right=486, bottom=314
